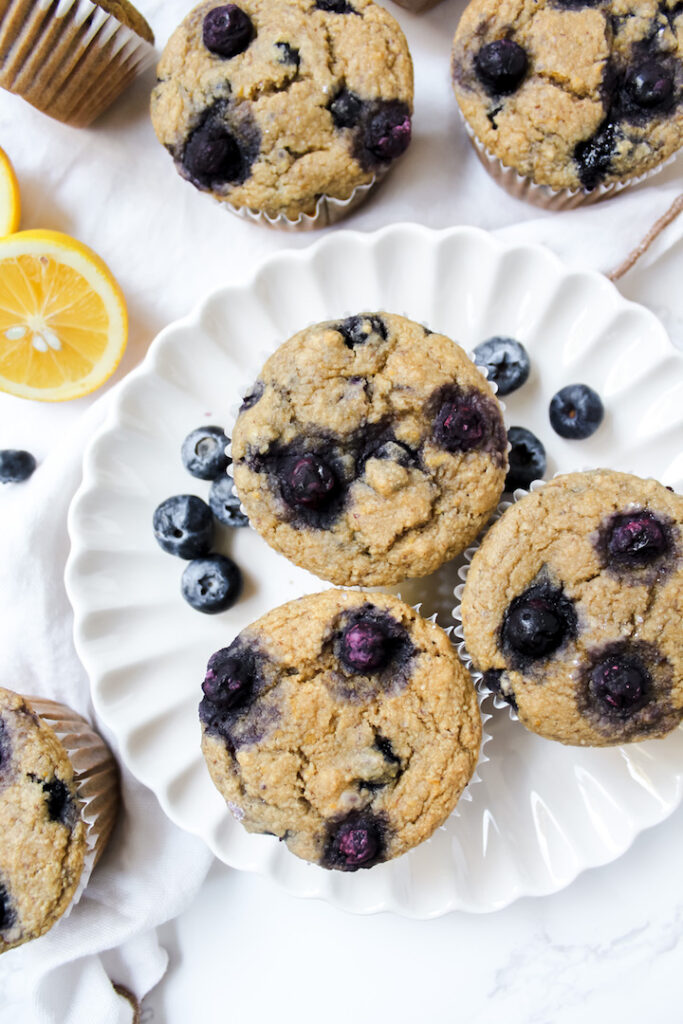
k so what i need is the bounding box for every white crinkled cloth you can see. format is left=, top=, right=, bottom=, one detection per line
left=0, top=0, right=681, bottom=1019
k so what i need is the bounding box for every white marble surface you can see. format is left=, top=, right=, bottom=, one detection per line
left=1, top=0, right=682, bottom=1016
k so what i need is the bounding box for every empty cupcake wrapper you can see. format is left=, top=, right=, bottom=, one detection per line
left=0, top=0, right=156, bottom=127
left=22, top=695, right=119, bottom=914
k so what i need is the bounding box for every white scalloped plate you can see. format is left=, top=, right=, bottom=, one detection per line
left=66, top=225, right=683, bottom=917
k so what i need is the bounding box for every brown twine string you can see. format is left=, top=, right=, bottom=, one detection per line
left=112, top=982, right=141, bottom=1024
left=606, top=192, right=683, bottom=281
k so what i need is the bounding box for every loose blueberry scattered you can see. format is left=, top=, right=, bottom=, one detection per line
left=588, top=648, right=652, bottom=717
left=0, top=883, right=14, bottom=931
left=502, top=583, right=577, bottom=661
left=153, top=495, right=214, bottom=559
left=505, top=426, right=546, bottom=491
left=549, top=383, right=604, bottom=440
left=202, top=5, right=254, bottom=58
left=627, top=61, right=674, bottom=111
left=339, top=621, right=390, bottom=673
left=338, top=314, right=387, bottom=347
left=280, top=453, right=339, bottom=511
left=323, top=812, right=384, bottom=870
left=181, top=425, right=230, bottom=480
left=329, top=89, right=362, bottom=128
left=209, top=474, right=248, bottom=527
left=472, top=336, right=530, bottom=395
left=181, top=554, right=242, bottom=614
left=0, top=449, right=36, bottom=484
left=365, top=103, right=412, bottom=162
left=202, top=643, right=255, bottom=709
left=475, top=39, right=528, bottom=96
left=275, top=41, right=300, bottom=66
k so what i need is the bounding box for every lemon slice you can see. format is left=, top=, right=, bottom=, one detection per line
left=0, top=148, right=20, bottom=236
left=0, top=230, right=127, bottom=402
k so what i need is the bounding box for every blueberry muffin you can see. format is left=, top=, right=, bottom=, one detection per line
left=461, top=470, right=683, bottom=746
left=151, top=0, right=413, bottom=223
left=200, top=590, right=481, bottom=870
left=231, top=313, right=508, bottom=586
left=451, top=0, right=683, bottom=197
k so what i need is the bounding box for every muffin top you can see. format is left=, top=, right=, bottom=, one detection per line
left=151, top=0, right=413, bottom=219
left=96, top=0, right=154, bottom=43
left=0, top=689, right=87, bottom=953
left=200, top=590, right=481, bottom=870
left=451, top=0, right=683, bottom=192
left=461, top=470, right=683, bottom=746
left=231, top=312, right=508, bottom=586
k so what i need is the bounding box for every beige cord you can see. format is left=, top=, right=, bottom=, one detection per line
left=607, top=193, right=683, bottom=281
left=113, top=983, right=141, bottom=1024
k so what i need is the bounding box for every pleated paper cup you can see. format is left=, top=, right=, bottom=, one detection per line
left=0, top=0, right=156, bottom=128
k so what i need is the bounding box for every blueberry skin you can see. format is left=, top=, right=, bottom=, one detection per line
left=473, top=336, right=530, bottom=396
left=329, top=89, right=362, bottom=128
left=209, top=474, right=249, bottom=527
left=627, top=61, right=674, bottom=112
left=202, top=5, right=254, bottom=58
left=181, top=425, right=230, bottom=480
left=322, top=812, right=384, bottom=871
left=153, top=495, right=214, bottom=558
left=338, top=314, right=387, bottom=348
left=588, top=651, right=652, bottom=718
left=280, top=453, right=339, bottom=511
left=502, top=583, right=577, bottom=661
left=475, top=40, right=528, bottom=96
left=181, top=554, right=242, bottom=614
left=0, top=449, right=36, bottom=483
left=339, top=621, right=390, bottom=673
left=549, top=384, right=604, bottom=440
left=365, top=104, right=412, bottom=162
left=183, top=117, right=244, bottom=190
left=202, top=644, right=254, bottom=708
left=606, top=511, right=669, bottom=567
left=505, top=426, right=546, bottom=491
left=0, top=883, right=14, bottom=931
left=574, top=120, right=618, bottom=190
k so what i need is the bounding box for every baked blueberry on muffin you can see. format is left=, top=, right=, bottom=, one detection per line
left=151, top=0, right=413, bottom=223
left=461, top=470, right=683, bottom=746
left=230, top=313, right=508, bottom=586
left=451, top=0, right=683, bottom=198
left=199, top=590, right=481, bottom=869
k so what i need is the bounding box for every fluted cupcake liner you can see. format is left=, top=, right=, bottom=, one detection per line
left=22, top=695, right=120, bottom=914
left=0, top=0, right=155, bottom=128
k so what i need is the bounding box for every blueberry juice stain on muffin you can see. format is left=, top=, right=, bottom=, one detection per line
left=199, top=591, right=482, bottom=869
left=451, top=0, right=683, bottom=192
left=231, top=313, right=507, bottom=586
left=151, top=0, right=414, bottom=220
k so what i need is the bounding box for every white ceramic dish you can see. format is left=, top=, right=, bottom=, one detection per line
left=66, top=224, right=683, bottom=917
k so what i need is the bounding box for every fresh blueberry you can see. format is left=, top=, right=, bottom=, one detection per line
left=202, top=5, right=254, bottom=58
left=502, top=583, right=577, bottom=661
left=181, top=425, right=230, bottom=480
left=181, top=554, right=242, bottom=614
left=202, top=644, right=254, bottom=708
left=475, top=40, right=528, bottom=96
left=0, top=449, right=36, bottom=484
left=365, top=103, right=412, bottom=162
left=183, top=117, right=244, bottom=189
left=42, top=778, right=72, bottom=824
left=280, top=453, right=339, bottom=511
left=329, top=89, right=362, bottom=128
left=606, top=511, right=669, bottom=566
left=323, top=812, right=384, bottom=870
left=549, top=383, right=604, bottom=439
left=574, top=120, right=618, bottom=190
left=0, top=883, right=14, bottom=931
left=588, top=649, right=651, bottom=717
left=315, top=0, right=356, bottom=12
left=338, top=314, right=387, bottom=347
left=153, top=495, right=214, bottom=558
left=275, top=41, right=300, bottom=66
left=472, top=336, right=530, bottom=395
left=339, top=621, right=390, bottom=673
left=505, top=426, right=546, bottom=491
left=627, top=61, right=674, bottom=111
left=209, top=474, right=248, bottom=527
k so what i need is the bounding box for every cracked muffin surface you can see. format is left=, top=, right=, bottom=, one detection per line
left=0, top=688, right=86, bottom=952
left=451, top=0, right=683, bottom=192
left=151, top=0, right=413, bottom=219
left=199, top=590, right=481, bottom=870
left=461, top=470, right=683, bottom=746
left=231, top=312, right=508, bottom=586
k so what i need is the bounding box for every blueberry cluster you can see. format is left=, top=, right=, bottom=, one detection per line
left=152, top=425, right=247, bottom=613
left=472, top=336, right=605, bottom=492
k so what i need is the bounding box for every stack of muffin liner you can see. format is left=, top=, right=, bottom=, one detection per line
left=22, top=695, right=119, bottom=916
left=0, top=0, right=156, bottom=128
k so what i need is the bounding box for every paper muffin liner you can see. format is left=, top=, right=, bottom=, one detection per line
left=462, top=115, right=676, bottom=212
left=221, top=171, right=383, bottom=232
left=390, top=0, right=446, bottom=12
left=22, top=695, right=120, bottom=916
left=0, top=0, right=156, bottom=128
